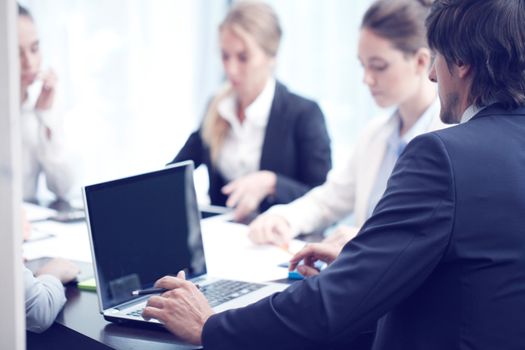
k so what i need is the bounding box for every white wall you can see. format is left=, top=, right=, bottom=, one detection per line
left=0, top=0, right=26, bottom=348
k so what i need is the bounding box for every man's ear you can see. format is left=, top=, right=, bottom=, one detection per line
left=456, top=60, right=471, bottom=79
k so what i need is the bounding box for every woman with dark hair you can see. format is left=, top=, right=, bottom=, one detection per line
left=18, top=4, right=74, bottom=203
left=250, top=0, right=446, bottom=248
left=169, top=1, right=331, bottom=222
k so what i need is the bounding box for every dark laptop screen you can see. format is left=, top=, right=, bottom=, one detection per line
left=84, top=161, right=206, bottom=310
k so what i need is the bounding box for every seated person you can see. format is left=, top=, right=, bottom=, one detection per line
left=141, top=1, right=525, bottom=348
left=249, top=0, right=446, bottom=247
left=24, top=258, right=79, bottom=333
left=18, top=4, right=74, bottom=204
left=169, top=1, right=331, bottom=222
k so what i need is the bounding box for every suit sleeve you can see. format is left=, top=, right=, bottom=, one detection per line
left=168, top=130, right=204, bottom=167
left=202, top=133, right=455, bottom=349
left=272, top=102, right=332, bottom=205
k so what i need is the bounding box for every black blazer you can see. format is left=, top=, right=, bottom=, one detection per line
left=170, top=81, right=331, bottom=212
left=201, top=104, right=525, bottom=349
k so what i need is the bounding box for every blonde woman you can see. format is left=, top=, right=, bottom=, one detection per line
left=170, top=1, right=331, bottom=221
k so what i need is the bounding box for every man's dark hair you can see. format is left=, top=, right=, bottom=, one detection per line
left=18, top=3, right=32, bottom=18
left=426, top=0, right=525, bottom=109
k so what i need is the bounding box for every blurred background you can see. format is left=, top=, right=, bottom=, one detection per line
left=20, top=0, right=381, bottom=204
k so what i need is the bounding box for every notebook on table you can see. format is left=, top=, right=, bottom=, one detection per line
left=82, top=160, right=287, bottom=327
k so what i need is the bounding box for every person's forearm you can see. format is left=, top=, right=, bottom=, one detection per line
left=25, top=272, right=66, bottom=333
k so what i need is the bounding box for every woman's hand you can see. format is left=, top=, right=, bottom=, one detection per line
left=222, top=170, right=277, bottom=221
left=248, top=213, right=294, bottom=246
left=35, top=69, right=57, bottom=111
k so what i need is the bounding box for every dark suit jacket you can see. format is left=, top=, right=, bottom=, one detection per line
left=202, top=104, right=525, bottom=350
left=170, top=81, right=331, bottom=212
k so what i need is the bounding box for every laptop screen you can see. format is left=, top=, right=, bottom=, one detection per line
left=83, top=161, right=206, bottom=310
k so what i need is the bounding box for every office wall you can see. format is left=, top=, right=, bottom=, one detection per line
left=0, top=0, right=25, bottom=348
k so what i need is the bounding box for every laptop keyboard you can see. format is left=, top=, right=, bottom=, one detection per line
left=127, top=308, right=146, bottom=318
left=126, top=279, right=265, bottom=317
left=200, top=279, right=264, bottom=307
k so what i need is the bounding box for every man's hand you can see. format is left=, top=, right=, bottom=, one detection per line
left=248, top=213, right=294, bottom=246
left=222, top=170, right=277, bottom=221
left=142, top=271, right=214, bottom=345
left=322, top=225, right=359, bottom=249
left=36, top=258, right=79, bottom=284
left=35, top=69, right=57, bottom=111
left=289, top=243, right=340, bottom=277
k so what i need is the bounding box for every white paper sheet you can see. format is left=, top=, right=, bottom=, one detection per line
left=201, top=219, right=305, bottom=283
left=23, top=221, right=92, bottom=262
left=23, top=202, right=57, bottom=222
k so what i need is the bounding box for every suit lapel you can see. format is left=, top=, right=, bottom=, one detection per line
left=260, top=82, right=287, bottom=170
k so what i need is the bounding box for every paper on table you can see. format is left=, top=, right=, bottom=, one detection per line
left=25, top=226, right=55, bottom=242
left=23, top=220, right=92, bottom=262
left=23, top=202, right=57, bottom=222
left=201, top=219, right=305, bottom=283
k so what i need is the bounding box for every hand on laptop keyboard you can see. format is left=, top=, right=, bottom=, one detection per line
left=142, top=271, right=213, bottom=346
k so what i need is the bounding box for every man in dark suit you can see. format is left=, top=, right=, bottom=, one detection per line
left=143, top=0, right=525, bottom=349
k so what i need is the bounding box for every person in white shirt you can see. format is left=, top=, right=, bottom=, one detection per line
left=21, top=216, right=79, bottom=333
left=249, top=0, right=447, bottom=248
left=24, top=258, right=78, bottom=333
left=170, top=1, right=331, bottom=222
left=18, top=4, right=74, bottom=203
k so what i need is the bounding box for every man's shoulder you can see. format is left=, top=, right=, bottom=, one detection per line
left=419, top=122, right=476, bottom=156
left=432, top=105, right=525, bottom=137
left=420, top=106, right=525, bottom=159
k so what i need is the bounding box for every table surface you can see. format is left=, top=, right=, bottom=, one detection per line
left=28, top=283, right=202, bottom=349
left=24, top=210, right=328, bottom=350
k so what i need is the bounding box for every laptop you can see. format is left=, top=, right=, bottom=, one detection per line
left=82, top=160, right=287, bottom=327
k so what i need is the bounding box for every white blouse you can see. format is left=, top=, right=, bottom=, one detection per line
left=20, top=82, right=74, bottom=202
left=267, top=98, right=446, bottom=237
left=216, top=78, right=276, bottom=182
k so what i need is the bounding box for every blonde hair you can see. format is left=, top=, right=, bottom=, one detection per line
left=201, top=1, right=282, bottom=165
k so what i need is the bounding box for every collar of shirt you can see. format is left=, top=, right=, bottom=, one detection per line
left=460, top=104, right=486, bottom=124
left=217, top=77, right=276, bottom=133
left=387, top=98, right=440, bottom=153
